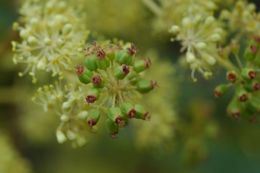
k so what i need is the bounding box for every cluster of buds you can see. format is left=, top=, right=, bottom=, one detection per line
left=214, top=36, right=260, bottom=122
left=76, top=41, right=156, bottom=137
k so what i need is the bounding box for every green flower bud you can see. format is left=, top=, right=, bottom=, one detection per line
left=115, top=50, right=132, bottom=65
left=114, top=64, right=130, bottom=80
left=121, top=103, right=136, bottom=118
left=126, top=71, right=139, bottom=83
left=86, top=88, right=99, bottom=104
left=241, top=68, right=256, bottom=80
left=133, top=58, right=151, bottom=73
left=108, top=107, right=126, bottom=127
left=237, top=89, right=249, bottom=102
left=87, top=110, right=100, bottom=127
left=136, top=79, right=156, bottom=93
left=227, top=99, right=241, bottom=119
left=76, top=65, right=93, bottom=84
left=97, top=58, right=109, bottom=69
left=106, top=119, right=119, bottom=138
left=85, top=55, right=98, bottom=71
left=91, top=75, right=104, bottom=88
left=245, top=45, right=257, bottom=61
left=135, top=104, right=150, bottom=120
left=214, top=84, right=230, bottom=97
left=96, top=49, right=110, bottom=69
left=226, top=71, right=237, bottom=83
left=252, top=82, right=260, bottom=91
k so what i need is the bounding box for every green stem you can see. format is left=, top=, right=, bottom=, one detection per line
left=216, top=56, right=239, bottom=72
left=234, top=53, right=243, bottom=70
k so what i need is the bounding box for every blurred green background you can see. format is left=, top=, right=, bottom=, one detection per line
left=1, top=0, right=260, bottom=173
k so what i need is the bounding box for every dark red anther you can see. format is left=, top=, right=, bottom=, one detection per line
left=239, top=94, right=248, bottom=102
left=115, top=117, right=125, bottom=127
left=86, top=95, right=97, bottom=103
left=128, top=109, right=136, bottom=118
left=253, top=83, right=260, bottom=91
left=111, top=132, right=118, bottom=139
left=96, top=49, right=106, bottom=59
left=76, top=65, right=84, bottom=75
left=227, top=72, right=237, bottom=83
left=144, top=58, right=152, bottom=68
left=122, top=64, right=130, bottom=75
left=92, top=75, right=102, bottom=85
left=127, top=44, right=137, bottom=56
left=214, top=90, right=222, bottom=98
left=231, top=112, right=240, bottom=120
left=248, top=70, right=256, bottom=79
left=151, top=80, right=158, bottom=88
left=143, top=112, right=151, bottom=120
left=87, top=119, right=97, bottom=127
left=250, top=45, right=257, bottom=54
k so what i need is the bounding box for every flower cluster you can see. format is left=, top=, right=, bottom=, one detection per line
left=214, top=36, right=260, bottom=122
left=76, top=41, right=156, bottom=137
left=143, top=0, right=218, bottom=32
left=12, top=0, right=87, bottom=82
left=169, top=15, right=224, bottom=81
left=220, top=1, right=260, bottom=35
left=32, top=82, right=92, bottom=146
left=143, top=0, right=225, bottom=81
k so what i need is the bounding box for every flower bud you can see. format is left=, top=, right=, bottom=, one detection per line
left=136, top=79, right=156, bottom=93
left=96, top=49, right=106, bottom=59
left=133, top=58, right=151, bottom=73
left=135, top=104, right=150, bottom=120
left=127, top=44, right=137, bottom=56
left=86, top=88, right=99, bottom=103
left=114, top=64, right=130, bottom=80
left=195, top=42, right=207, bottom=49
left=226, top=71, right=237, bottom=83
left=108, top=107, right=126, bottom=127
left=97, top=58, right=109, bottom=69
left=227, top=99, right=241, bottom=120
left=214, top=84, right=230, bottom=97
left=241, top=68, right=256, bottom=80
left=186, top=52, right=196, bottom=63
left=87, top=110, right=100, bottom=127
left=62, top=24, right=72, bottom=35
left=76, top=65, right=93, bottom=84
left=56, top=129, right=67, bottom=144
left=115, top=50, right=132, bottom=65
left=121, top=103, right=136, bottom=118
left=169, top=25, right=180, bottom=34
left=253, top=82, right=260, bottom=91
left=126, top=71, right=139, bottom=84
left=84, top=55, right=98, bottom=71
left=245, top=45, right=258, bottom=61
left=237, top=90, right=248, bottom=102
left=106, top=119, right=119, bottom=138
left=27, top=36, right=37, bottom=45
left=210, top=33, right=221, bottom=42
left=91, top=75, right=103, bottom=88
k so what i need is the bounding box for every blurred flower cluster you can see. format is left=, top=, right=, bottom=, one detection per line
left=0, top=0, right=258, bottom=172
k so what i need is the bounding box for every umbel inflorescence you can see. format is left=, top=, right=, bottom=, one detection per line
left=12, top=0, right=87, bottom=82
left=76, top=42, right=156, bottom=137
left=215, top=36, right=260, bottom=122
